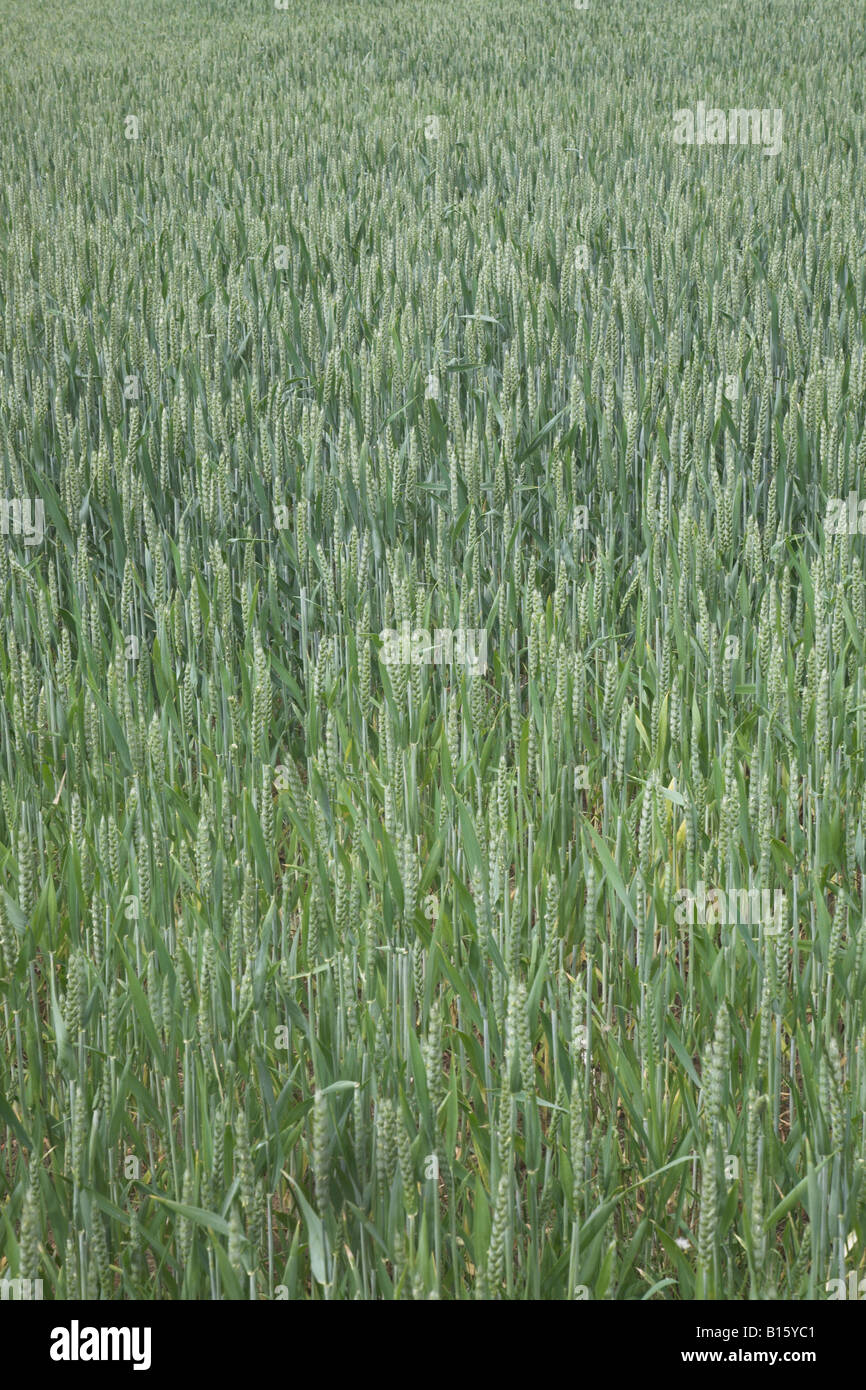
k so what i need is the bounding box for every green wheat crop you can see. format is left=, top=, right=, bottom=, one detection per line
left=1, top=0, right=866, bottom=1301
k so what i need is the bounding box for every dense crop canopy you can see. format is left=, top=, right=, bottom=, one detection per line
left=1, top=0, right=865, bottom=1301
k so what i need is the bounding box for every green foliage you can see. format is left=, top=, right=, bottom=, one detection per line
left=1, top=0, right=865, bottom=1301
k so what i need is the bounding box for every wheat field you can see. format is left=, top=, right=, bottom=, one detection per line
left=1, top=0, right=866, bottom=1302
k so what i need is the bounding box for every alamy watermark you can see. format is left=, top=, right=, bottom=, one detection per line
left=1, top=498, right=44, bottom=546
left=673, top=102, right=783, bottom=157
left=674, top=882, right=785, bottom=933
left=1, top=1277, right=43, bottom=1300
left=379, top=623, right=487, bottom=674
left=49, top=1322, right=151, bottom=1370
left=825, top=494, right=866, bottom=535
left=826, top=1272, right=866, bottom=1299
